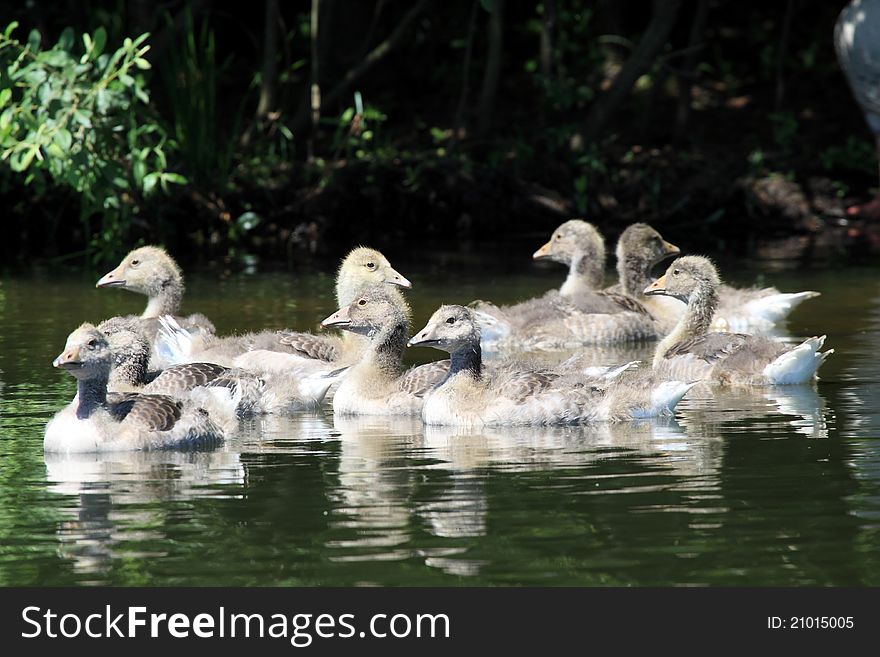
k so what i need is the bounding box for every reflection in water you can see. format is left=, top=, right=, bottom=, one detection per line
left=328, top=415, right=423, bottom=558
left=45, top=449, right=246, bottom=578
left=676, top=384, right=831, bottom=440
left=841, top=284, right=880, bottom=546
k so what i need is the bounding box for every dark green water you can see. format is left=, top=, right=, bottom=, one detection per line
left=1, top=258, right=878, bottom=586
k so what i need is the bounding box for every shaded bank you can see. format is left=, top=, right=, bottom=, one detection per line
left=2, top=1, right=878, bottom=266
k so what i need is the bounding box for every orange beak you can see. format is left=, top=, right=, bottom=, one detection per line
left=533, top=240, right=553, bottom=260
left=96, top=263, right=126, bottom=288
left=321, top=305, right=352, bottom=329
left=53, top=346, right=82, bottom=369
left=662, top=240, right=680, bottom=256
left=385, top=267, right=412, bottom=289
left=644, top=273, right=668, bottom=296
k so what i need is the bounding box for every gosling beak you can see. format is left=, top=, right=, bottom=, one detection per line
left=407, top=323, right=440, bottom=348
left=96, top=264, right=126, bottom=288
left=53, top=347, right=82, bottom=370
left=321, top=306, right=352, bottom=329
left=532, top=240, right=553, bottom=260
left=662, top=240, right=680, bottom=257
left=644, top=273, right=668, bottom=296
left=386, top=267, right=412, bottom=290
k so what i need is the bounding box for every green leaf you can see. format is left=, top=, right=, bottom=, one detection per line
left=72, top=109, right=92, bottom=127
left=41, top=50, right=69, bottom=67
left=92, top=27, right=107, bottom=58
left=0, top=89, right=11, bottom=109
left=27, top=29, right=41, bottom=50
left=161, top=172, right=187, bottom=185
left=58, top=27, right=74, bottom=51
left=10, top=146, right=37, bottom=172
left=45, top=142, right=64, bottom=159
left=143, top=172, right=158, bottom=194
left=4, top=21, right=18, bottom=39
left=133, top=159, right=146, bottom=185
left=0, top=108, right=14, bottom=130
left=53, top=128, right=72, bottom=151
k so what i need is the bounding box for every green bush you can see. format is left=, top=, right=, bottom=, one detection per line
left=0, top=22, right=185, bottom=259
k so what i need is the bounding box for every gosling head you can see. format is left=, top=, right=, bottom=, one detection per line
left=643, top=256, right=721, bottom=304
left=98, top=322, right=151, bottom=374
left=532, top=220, right=605, bottom=266
left=616, top=223, right=680, bottom=267
left=408, top=305, right=480, bottom=353
left=53, top=324, right=113, bottom=381
left=336, top=247, right=411, bottom=307
left=321, top=285, right=410, bottom=338
left=95, top=246, right=182, bottom=297
left=97, top=315, right=144, bottom=337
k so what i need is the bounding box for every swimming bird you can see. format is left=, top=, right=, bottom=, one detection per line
left=605, top=222, right=682, bottom=333
left=45, top=324, right=231, bottom=453
left=320, top=286, right=445, bottom=415
left=96, top=245, right=216, bottom=338
left=608, top=223, right=819, bottom=332
left=471, top=220, right=659, bottom=349
left=644, top=256, right=832, bottom=385
left=408, top=305, right=695, bottom=427
left=155, top=246, right=411, bottom=367
left=103, top=319, right=343, bottom=415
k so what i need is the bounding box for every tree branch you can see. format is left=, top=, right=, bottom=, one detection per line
left=580, top=0, right=682, bottom=145
left=323, top=0, right=430, bottom=107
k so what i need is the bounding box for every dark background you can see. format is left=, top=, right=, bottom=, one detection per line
left=0, top=0, right=874, bottom=267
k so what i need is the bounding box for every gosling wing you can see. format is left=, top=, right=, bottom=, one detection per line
left=399, top=361, right=450, bottom=397
left=107, top=392, right=184, bottom=432
left=275, top=331, right=342, bottom=361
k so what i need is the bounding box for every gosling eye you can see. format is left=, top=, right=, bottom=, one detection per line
left=672, top=269, right=680, bottom=276
left=358, top=299, right=367, bottom=306
left=87, top=339, right=97, bottom=348
left=445, top=317, right=456, bottom=324
left=366, top=262, right=376, bottom=270
left=130, top=259, right=140, bottom=267
left=554, top=234, right=561, bottom=241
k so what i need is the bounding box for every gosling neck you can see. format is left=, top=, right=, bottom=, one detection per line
left=654, top=281, right=718, bottom=366
left=75, top=374, right=109, bottom=419
left=336, top=275, right=363, bottom=309
left=362, top=321, right=408, bottom=380
left=447, top=342, right=482, bottom=381
left=559, top=252, right=603, bottom=298
left=618, top=253, right=653, bottom=298
left=143, top=280, right=182, bottom=318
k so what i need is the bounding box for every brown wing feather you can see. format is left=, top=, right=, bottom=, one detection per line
left=665, top=332, right=752, bottom=362
left=399, top=361, right=450, bottom=396
left=596, top=291, right=653, bottom=316
left=274, top=331, right=341, bottom=361
left=145, top=362, right=228, bottom=395
left=495, top=370, right=560, bottom=404
left=107, top=392, right=183, bottom=431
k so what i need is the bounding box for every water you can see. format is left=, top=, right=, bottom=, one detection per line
left=1, top=258, right=879, bottom=586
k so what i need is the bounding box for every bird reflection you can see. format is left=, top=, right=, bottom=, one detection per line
left=325, top=415, right=424, bottom=559
left=675, top=383, right=830, bottom=440
left=44, top=448, right=246, bottom=578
